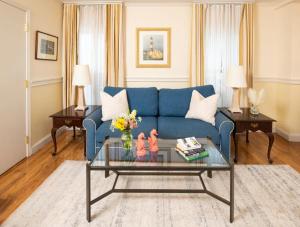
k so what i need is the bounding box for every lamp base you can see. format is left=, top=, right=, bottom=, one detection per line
left=75, top=86, right=87, bottom=111
left=75, top=105, right=88, bottom=111
left=228, top=88, right=243, bottom=113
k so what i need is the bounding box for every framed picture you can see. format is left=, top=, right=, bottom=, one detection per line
left=136, top=28, right=171, bottom=68
left=35, top=31, right=58, bottom=61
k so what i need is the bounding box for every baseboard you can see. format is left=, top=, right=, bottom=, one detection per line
left=275, top=127, right=300, bottom=142
left=31, top=127, right=67, bottom=155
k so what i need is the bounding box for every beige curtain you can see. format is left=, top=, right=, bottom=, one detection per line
left=190, top=4, right=206, bottom=86
left=104, top=4, right=125, bottom=87
left=63, top=4, right=78, bottom=107
left=239, top=3, right=254, bottom=106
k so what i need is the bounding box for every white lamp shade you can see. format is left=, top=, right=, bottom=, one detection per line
left=72, top=65, right=91, bottom=86
left=226, top=65, right=247, bottom=88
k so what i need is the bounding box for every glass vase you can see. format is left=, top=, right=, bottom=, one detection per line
left=121, top=130, right=133, bottom=152
left=250, top=105, right=260, bottom=115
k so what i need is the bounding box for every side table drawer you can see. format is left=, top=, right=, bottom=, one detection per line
left=53, top=118, right=83, bottom=128
left=236, top=121, right=272, bottom=132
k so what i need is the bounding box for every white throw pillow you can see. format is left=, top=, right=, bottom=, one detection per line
left=185, top=90, right=219, bottom=125
left=100, top=89, right=129, bottom=121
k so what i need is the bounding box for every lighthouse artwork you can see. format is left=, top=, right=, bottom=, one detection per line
left=143, top=36, right=163, bottom=61
left=137, top=28, right=171, bottom=68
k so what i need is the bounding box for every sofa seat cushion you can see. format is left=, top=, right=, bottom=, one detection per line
left=104, top=87, right=158, bottom=116
left=158, top=117, right=220, bottom=145
left=159, top=85, right=215, bottom=117
left=96, top=117, right=158, bottom=143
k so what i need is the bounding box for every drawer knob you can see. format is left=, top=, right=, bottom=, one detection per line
left=65, top=119, right=72, bottom=124
left=250, top=123, right=259, bottom=128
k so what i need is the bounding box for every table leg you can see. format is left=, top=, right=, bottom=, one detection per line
left=86, top=163, right=91, bottom=222
left=230, top=164, right=234, bottom=223
left=105, top=143, right=109, bottom=178
left=246, top=130, right=249, bottom=143
left=73, top=126, right=76, bottom=138
left=51, top=128, right=58, bottom=155
left=207, top=170, right=212, bottom=178
left=83, top=129, right=86, bottom=157
left=266, top=133, right=274, bottom=164
left=233, top=131, right=238, bottom=163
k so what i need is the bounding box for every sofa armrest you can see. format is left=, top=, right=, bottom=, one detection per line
left=83, top=107, right=103, bottom=160
left=215, top=111, right=234, bottom=161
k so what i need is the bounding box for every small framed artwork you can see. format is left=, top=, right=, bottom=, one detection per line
left=35, top=31, right=58, bottom=61
left=136, top=28, right=171, bottom=68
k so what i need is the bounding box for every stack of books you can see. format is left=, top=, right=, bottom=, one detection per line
left=176, top=137, right=209, bottom=161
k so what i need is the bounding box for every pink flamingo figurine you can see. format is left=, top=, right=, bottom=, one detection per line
left=136, top=132, right=146, bottom=157
left=148, top=129, right=159, bottom=152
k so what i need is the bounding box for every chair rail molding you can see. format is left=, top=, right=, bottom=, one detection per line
left=253, top=76, right=300, bottom=85
left=31, top=77, right=63, bottom=87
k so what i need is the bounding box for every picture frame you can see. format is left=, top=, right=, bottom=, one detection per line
left=35, top=31, right=58, bottom=61
left=136, top=28, right=171, bottom=68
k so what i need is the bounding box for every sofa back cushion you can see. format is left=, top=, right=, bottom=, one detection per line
left=159, top=85, right=215, bottom=117
left=104, top=87, right=158, bottom=116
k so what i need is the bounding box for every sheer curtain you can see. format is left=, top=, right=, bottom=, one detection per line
left=204, top=4, right=243, bottom=107
left=78, top=5, right=106, bottom=105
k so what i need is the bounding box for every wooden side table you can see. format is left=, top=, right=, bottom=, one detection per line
left=49, top=105, right=101, bottom=156
left=220, top=108, right=276, bottom=164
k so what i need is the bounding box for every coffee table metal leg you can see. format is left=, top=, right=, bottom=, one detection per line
left=86, top=164, right=91, bottom=222
left=207, top=170, right=212, bottom=178
left=230, top=164, right=234, bottom=223
left=105, top=143, right=109, bottom=178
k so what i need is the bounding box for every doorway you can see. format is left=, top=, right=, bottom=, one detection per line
left=0, top=0, right=30, bottom=175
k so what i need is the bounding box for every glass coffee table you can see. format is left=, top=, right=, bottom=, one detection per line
left=86, top=138, right=234, bottom=223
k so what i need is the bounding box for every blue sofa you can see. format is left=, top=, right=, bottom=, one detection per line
left=83, top=85, right=234, bottom=161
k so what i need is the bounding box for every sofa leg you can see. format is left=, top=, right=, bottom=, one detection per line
left=207, top=170, right=212, bottom=178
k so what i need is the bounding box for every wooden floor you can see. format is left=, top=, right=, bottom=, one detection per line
left=0, top=131, right=299, bottom=224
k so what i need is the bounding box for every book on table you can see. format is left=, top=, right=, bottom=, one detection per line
left=176, top=137, right=209, bottom=161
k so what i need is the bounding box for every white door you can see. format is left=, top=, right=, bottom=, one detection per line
left=0, top=1, right=27, bottom=175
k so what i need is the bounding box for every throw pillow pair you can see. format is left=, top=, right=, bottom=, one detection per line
left=100, top=89, right=218, bottom=125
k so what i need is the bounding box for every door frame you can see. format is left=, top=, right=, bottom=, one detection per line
left=0, top=0, right=31, bottom=156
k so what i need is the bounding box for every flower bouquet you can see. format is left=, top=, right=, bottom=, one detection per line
left=110, top=110, right=142, bottom=151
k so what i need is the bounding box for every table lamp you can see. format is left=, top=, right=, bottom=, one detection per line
left=226, top=65, right=247, bottom=113
left=72, top=64, right=91, bottom=111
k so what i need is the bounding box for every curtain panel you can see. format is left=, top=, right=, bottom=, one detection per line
left=239, top=3, right=254, bottom=107
left=63, top=4, right=78, bottom=107
left=190, top=4, right=206, bottom=86
left=63, top=3, right=125, bottom=106
left=204, top=4, right=243, bottom=107
left=105, top=4, right=125, bottom=87
left=78, top=5, right=106, bottom=105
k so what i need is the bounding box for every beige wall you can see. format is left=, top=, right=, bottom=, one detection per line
left=254, top=1, right=300, bottom=140
left=12, top=0, right=63, bottom=147
left=125, top=2, right=191, bottom=88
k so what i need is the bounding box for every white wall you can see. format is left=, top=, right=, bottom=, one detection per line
left=254, top=1, right=300, bottom=140
left=125, top=2, right=191, bottom=88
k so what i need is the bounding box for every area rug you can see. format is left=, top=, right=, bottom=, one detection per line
left=3, top=161, right=300, bottom=227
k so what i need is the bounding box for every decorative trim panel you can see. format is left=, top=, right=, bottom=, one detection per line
left=126, top=76, right=189, bottom=82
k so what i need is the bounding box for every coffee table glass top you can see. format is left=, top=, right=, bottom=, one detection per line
left=90, top=138, right=229, bottom=168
